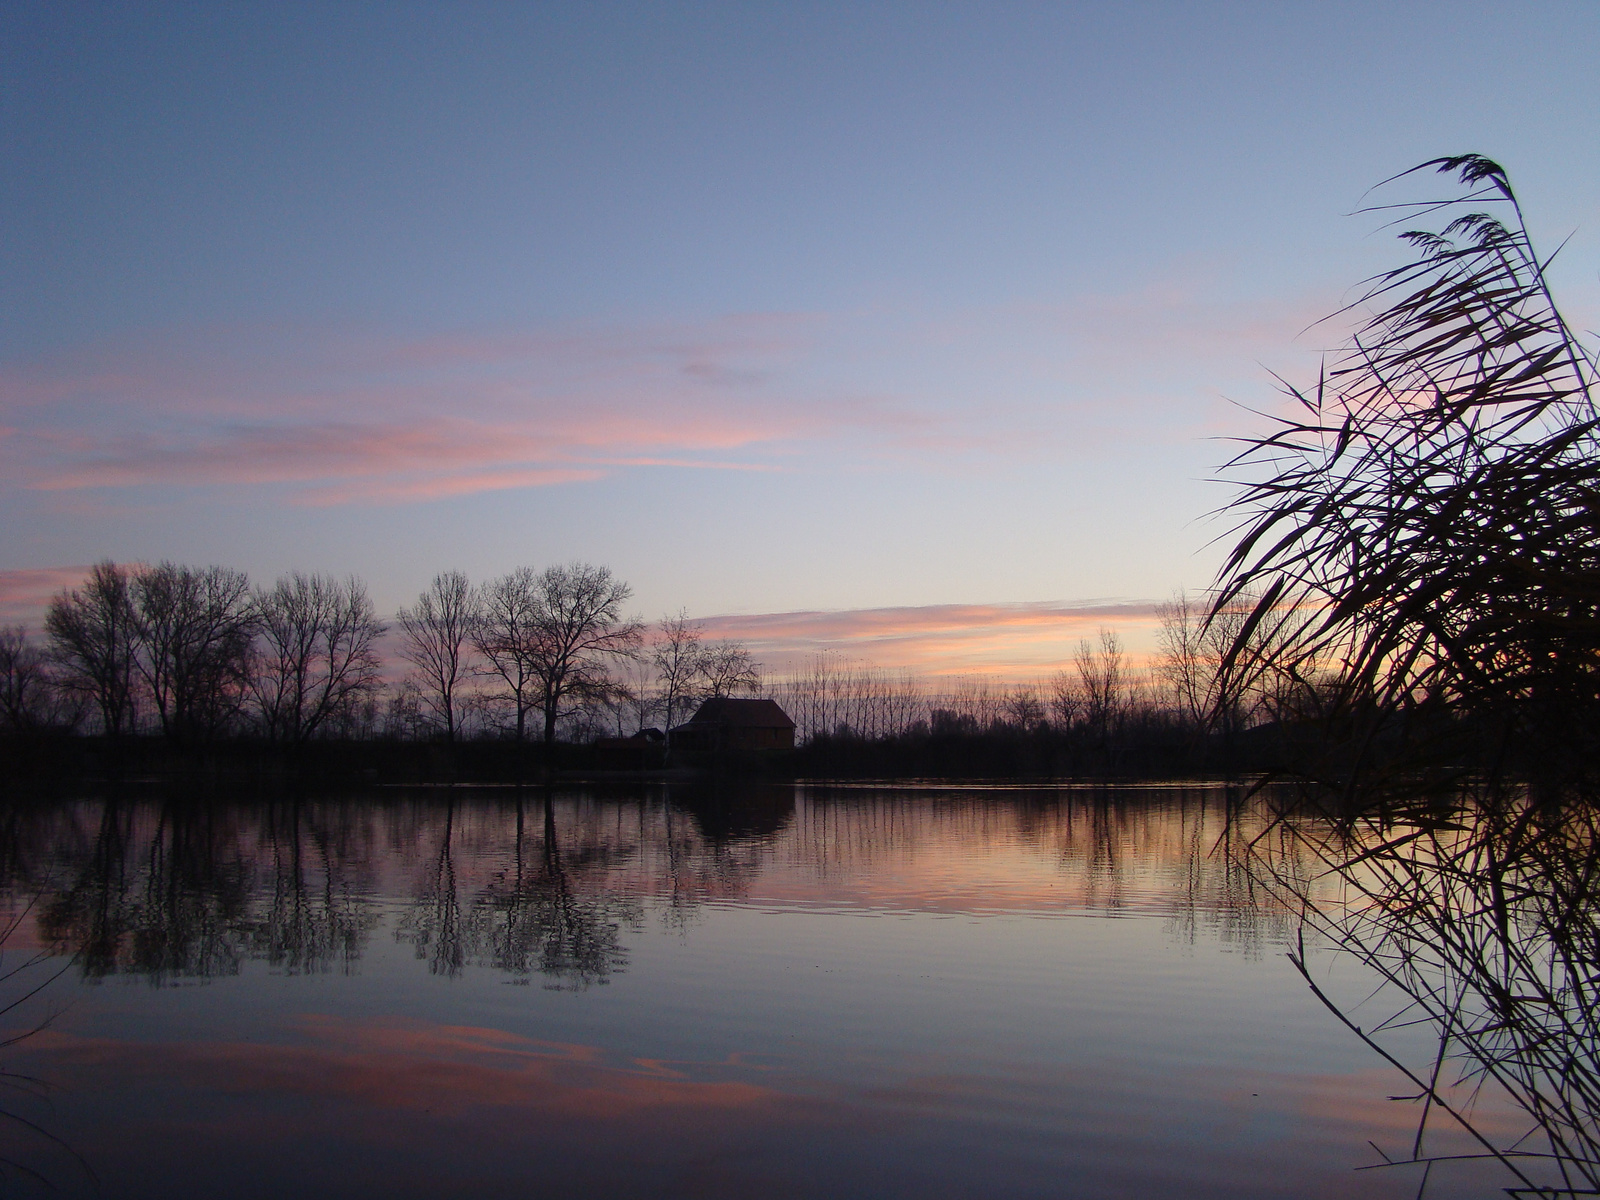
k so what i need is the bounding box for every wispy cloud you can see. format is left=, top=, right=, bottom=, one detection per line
left=0, top=565, right=92, bottom=625
left=1, top=314, right=955, bottom=504
left=0, top=279, right=1329, bottom=507
left=691, top=600, right=1166, bottom=677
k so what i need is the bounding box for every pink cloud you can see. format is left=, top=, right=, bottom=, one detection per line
left=0, top=314, right=955, bottom=504
left=297, top=466, right=610, bottom=506
left=0, top=564, right=92, bottom=626
left=0, top=280, right=1329, bottom=506
left=26, top=415, right=793, bottom=495
left=689, top=600, right=1167, bottom=678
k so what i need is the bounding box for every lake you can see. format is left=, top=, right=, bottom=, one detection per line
left=0, top=783, right=1514, bottom=1198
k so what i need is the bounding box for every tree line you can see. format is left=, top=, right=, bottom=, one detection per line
left=773, top=592, right=1301, bottom=773
left=0, top=560, right=763, bottom=748
left=1, top=557, right=1298, bottom=766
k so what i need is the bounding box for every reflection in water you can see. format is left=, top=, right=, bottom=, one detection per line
left=459, top=797, right=639, bottom=988
left=1244, top=789, right=1600, bottom=1197
left=30, top=799, right=377, bottom=984
left=0, top=786, right=1307, bottom=988
left=1, top=783, right=1525, bottom=1199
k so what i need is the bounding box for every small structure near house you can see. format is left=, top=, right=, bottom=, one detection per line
left=669, top=697, right=796, bottom=755
left=594, top=727, right=666, bottom=769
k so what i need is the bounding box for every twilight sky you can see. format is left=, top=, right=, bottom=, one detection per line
left=4, top=2, right=1598, bottom=673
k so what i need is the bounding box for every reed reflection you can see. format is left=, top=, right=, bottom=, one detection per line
left=1243, top=787, right=1600, bottom=1197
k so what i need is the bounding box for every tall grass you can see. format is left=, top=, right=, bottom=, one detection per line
left=1220, top=156, right=1600, bottom=1194
left=1215, top=156, right=1600, bottom=801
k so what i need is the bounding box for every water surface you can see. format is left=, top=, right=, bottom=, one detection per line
left=0, top=784, right=1511, bottom=1197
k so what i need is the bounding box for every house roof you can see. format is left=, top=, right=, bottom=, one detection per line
left=683, top=697, right=796, bottom=729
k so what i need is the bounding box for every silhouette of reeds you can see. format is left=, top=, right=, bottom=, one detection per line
left=1214, top=155, right=1600, bottom=802
left=1218, top=154, right=1600, bottom=1195
left=0, top=893, right=90, bottom=1192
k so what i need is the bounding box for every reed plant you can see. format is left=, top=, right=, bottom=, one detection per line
left=1221, top=156, right=1600, bottom=1194
left=1214, top=156, right=1600, bottom=801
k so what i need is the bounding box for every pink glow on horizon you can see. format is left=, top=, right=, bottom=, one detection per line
left=0, top=566, right=1168, bottom=678
left=693, top=601, right=1167, bottom=677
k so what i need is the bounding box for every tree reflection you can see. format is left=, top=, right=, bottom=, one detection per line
left=468, top=794, right=636, bottom=989
left=248, top=800, right=375, bottom=975
left=1244, top=788, right=1600, bottom=1196
left=37, top=800, right=254, bottom=983
left=396, top=796, right=465, bottom=976
left=32, top=797, right=373, bottom=984
left=2, top=786, right=1307, bottom=1002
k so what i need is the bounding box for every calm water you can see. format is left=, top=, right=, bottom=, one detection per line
left=0, top=784, right=1511, bottom=1198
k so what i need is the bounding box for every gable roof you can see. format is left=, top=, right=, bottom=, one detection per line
left=685, top=697, right=796, bottom=729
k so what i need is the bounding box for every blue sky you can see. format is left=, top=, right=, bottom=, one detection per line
left=4, top=2, right=1598, bottom=667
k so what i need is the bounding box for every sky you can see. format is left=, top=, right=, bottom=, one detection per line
left=4, top=2, right=1599, bottom=675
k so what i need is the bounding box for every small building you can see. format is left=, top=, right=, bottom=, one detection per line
left=669, top=697, right=796, bottom=754
left=594, top=727, right=666, bottom=769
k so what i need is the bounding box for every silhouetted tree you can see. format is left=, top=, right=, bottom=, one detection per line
left=46, top=561, right=139, bottom=737
left=526, top=563, right=642, bottom=746
left=250, top=573, right=385, bottom=743
left=699, top=640, right=761, bottom=698
left=396, top=570, right=478, bottom=741
left=1047, top=668, right=1083, bottom=730
left=473, top=567, right=543, bottom=740
left=1157, top=589, right=1292, bottom=750
left=1075, top=628, right=1127, bottom=749
left=1002, top=684, right=1045, bottom=730
left=650, top=610, right=703, bottom=732
left=0, top=626, right=75, bottom=732
left=131, top=563, right=256, bottom=742
left=608, top=653, right=661, bottom=735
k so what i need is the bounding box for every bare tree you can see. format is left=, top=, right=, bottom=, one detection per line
left=526, top=563, right=642, bottom=746
left=46, top=561, right=139, bottom=737
left=1047, top=668, right=1084, bottom=730
left=699, top=640, right=761, bottom=699
left=1075, top=628, right=1127, bottom=747
left=948, top=674, right=1004, bottom=731
left=1156, top=591, right=1208, bottom=731
left=0, top=626, right=77, bottom=732
left=397, top=571, right=478, bottom=742
left=382, top=678, right=431, bottom=740
left=1003, top=684, right=1045, bottom=730
left=132, top=563, right=256, bottom=742
left=609, top=653, right=660, bottom=734
left=474, top=568, right=543, bottom=741
left=650, top=611, right=703, bottom=733
left=769, top=653, right=936, bottom=743
left=250, top=573, right=385, bottom=743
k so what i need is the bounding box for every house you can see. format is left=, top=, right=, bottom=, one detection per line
left=669, top=697, right=796, bottom=754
